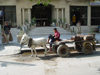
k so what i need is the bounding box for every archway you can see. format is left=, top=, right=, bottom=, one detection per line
left=31, top=4, right=53, bottom=26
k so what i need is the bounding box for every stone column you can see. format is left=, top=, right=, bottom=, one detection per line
left=56, top=8, right=59, bottom=23
left=0, top=24, right=1, bottom=34
left=62, top=8, right=64, bottom=22
left=88, top=6, right=91, bottom=26
left=28, top=8, right=31, bottom=23
left=16, top=7, right=22, bottom=26
left=30, top=9, right=31, bottom=23
left=22, top=8, right=25, bottom=25
left=65, top=6, right=70, bottom=24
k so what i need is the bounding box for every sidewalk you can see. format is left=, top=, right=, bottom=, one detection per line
left=0, top=36, right=21, bottom=56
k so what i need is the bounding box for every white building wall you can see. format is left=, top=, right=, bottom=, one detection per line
left=0, top=0, right=16, bottom=5
left=0, top=0, right=98, bottom=33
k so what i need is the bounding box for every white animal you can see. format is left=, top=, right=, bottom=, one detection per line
left=20, top=33, right=47, bottom=57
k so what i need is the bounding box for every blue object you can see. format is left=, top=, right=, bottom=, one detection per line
left=98, top=26, right=100, bottom=28
left=98, top=26, right=100, bottom=33
left=0, top=11, right=4, bottom=18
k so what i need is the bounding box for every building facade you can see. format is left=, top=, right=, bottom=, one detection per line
left=0, top=0, right=100, bottom=32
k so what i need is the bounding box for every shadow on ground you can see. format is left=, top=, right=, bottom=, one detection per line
left=16, top=47, right=100, bottom=61
left=0, top=44, right=5, bottom=51
left=0, top=61, right=36, bottom=67
left=39, top=55, right=59, bottom=61
left=65, top=50, right=100, bottom=58
left=0, top=43, right=20, bottom=51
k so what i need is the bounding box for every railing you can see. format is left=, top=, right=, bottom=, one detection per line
left=18, top=23, right=36, bottom=34
left=17, top=23, right=36, bottom=42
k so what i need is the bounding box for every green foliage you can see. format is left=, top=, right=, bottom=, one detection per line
left=51, top=19, right=56, bottom=23
left=32, top=17, right=36, bottom=22
left=89, top=28, right=94, bottom=33
left=29, top=0, right=51, bottom=6
left=31, top=17, right=36, bottom=25
left=25, top=19, right=28, bottom=23
left=63, top=18, right=66, bottom=23
left=59, top=18, right=62, bottom=22
left=17, top=26, right=22, bottom=30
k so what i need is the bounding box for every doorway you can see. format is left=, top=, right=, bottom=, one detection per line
left=31, top=4, right=52, bottom=26
left=70, top=6, right=87, bottom=26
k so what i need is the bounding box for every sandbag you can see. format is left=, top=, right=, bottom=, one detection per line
left=71, top=35, right=83, bottom=41
left=84, top=35, right=94, bottom=41
left=9, top=33, right=13, bottom=41
left=1, top=35, right=6, bottom=43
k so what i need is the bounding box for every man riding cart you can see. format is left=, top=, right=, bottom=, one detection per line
left=47, top=28, right=61, bottom=52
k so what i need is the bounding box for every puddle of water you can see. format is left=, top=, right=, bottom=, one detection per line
left=1, top=62, right=7, bottom=67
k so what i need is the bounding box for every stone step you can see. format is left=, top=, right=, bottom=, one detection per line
left=28, top=26, right=71, bottom=36
left=29, top=31, right=68, bottom=33
left=70, top=26, right=98, bottom=33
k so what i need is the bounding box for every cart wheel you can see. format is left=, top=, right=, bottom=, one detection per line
left=57, top=45, right=70, bottom=57
left=52, top=45, right=58, bottom=53
left=82, top=43, right=93, bottom=54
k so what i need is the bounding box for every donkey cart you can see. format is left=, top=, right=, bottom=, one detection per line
left=52, top=35, right=96, bottom=57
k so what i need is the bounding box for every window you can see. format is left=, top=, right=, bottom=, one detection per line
left=91, top=6, right=100, bottom=25
left=0, top=6, right=16, bottom=27
left=0, top=6, right=3, bottom=26
left=70, top=6, right=87, bottom=26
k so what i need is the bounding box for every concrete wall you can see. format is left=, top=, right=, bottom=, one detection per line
left=15, top=0, right=70, bottom=26
left=0, top=0, right=16, bottom=5
left=0, top=0, right=90, bottom=26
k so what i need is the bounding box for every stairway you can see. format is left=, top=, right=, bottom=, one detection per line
left=28, top=26, right=70, bottom=36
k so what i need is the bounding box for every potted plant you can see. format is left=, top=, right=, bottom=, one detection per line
left=59, top=18, right=63, bottom=27
left=17, top=26, right=24, bottom=43
left=25, top=19, right=28, bottom=24
left=31, top=17, right=36, bottom=26
left=51, top=19, right=56, bottom=27
left=63, top=18, right=67, bottom=29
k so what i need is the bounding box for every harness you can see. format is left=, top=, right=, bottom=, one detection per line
left=28, top=38, right=33, bottom=48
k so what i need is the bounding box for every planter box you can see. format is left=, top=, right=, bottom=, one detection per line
left=17, top=35, right=22, bottom=43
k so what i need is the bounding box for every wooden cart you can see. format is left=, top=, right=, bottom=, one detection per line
left=52, top=38, right=96, bottom=57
